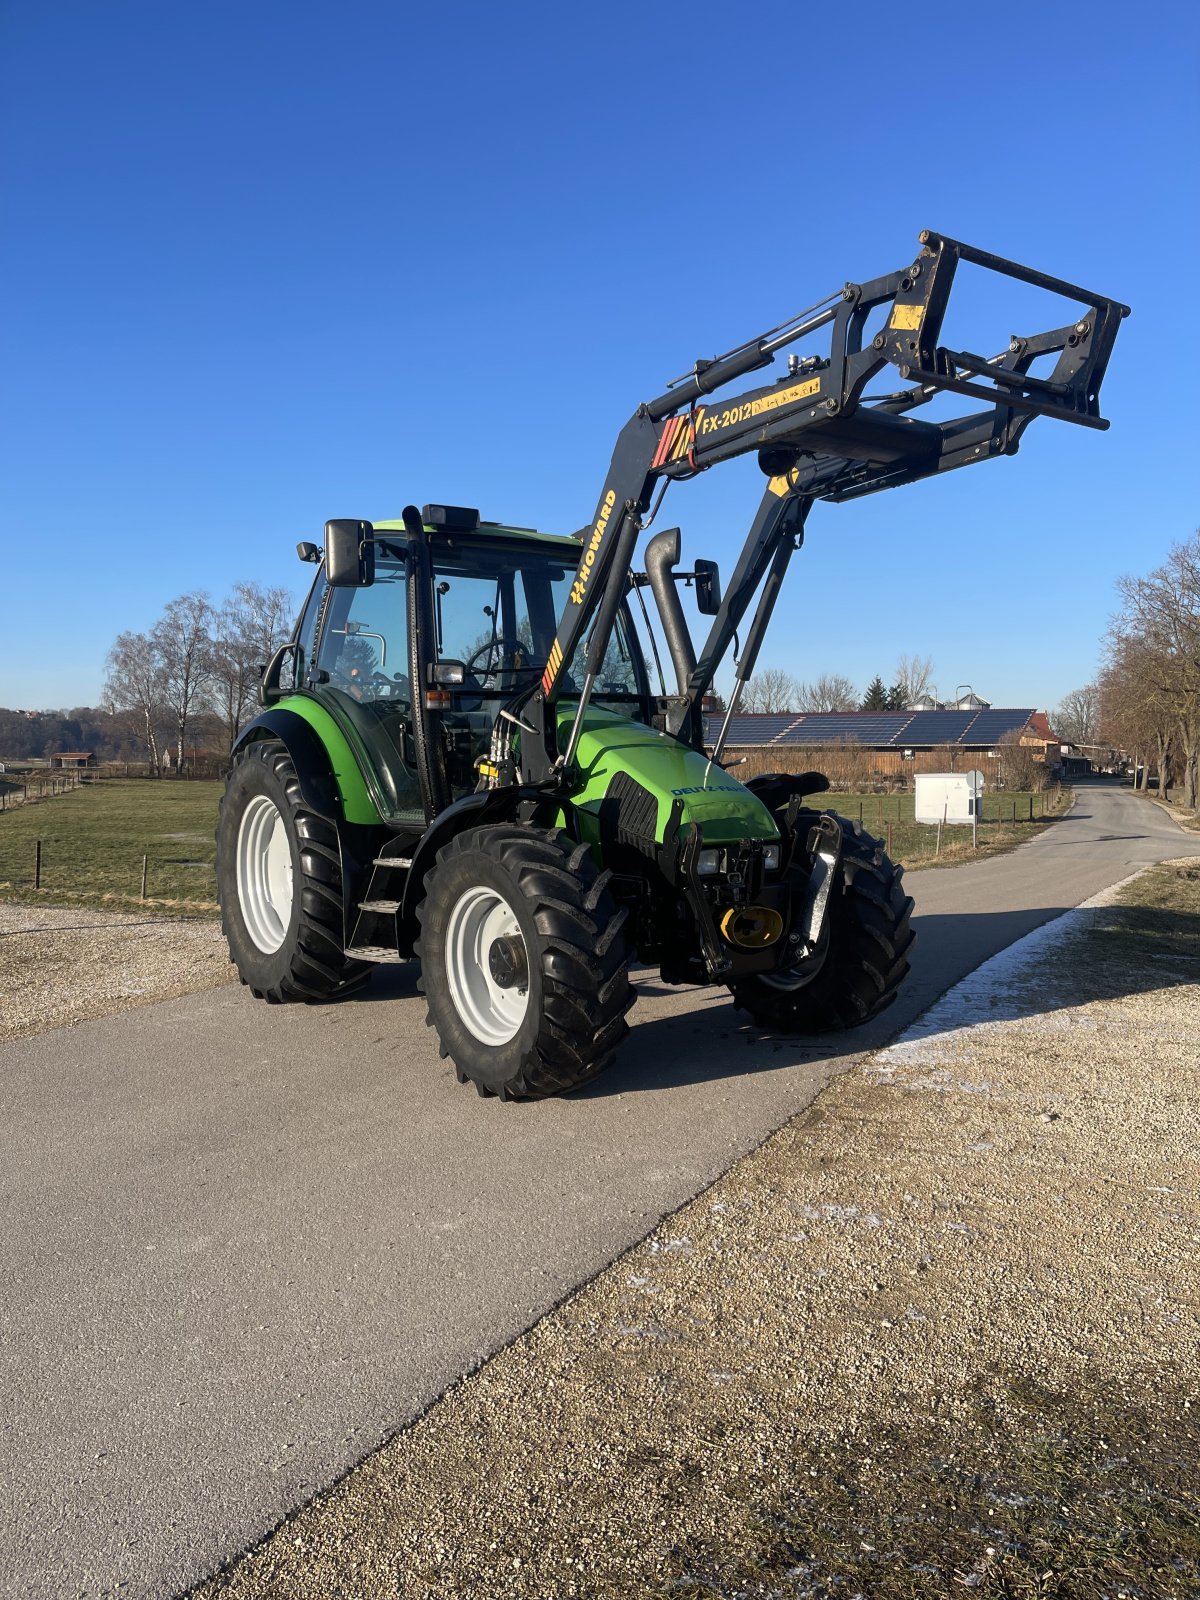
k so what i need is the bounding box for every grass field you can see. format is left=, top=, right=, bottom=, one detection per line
left=824, top=785, right=1070, bottom=869
left=0, top=779, right=221, bottom=909
left=0, top=777, right=1070, bottom=914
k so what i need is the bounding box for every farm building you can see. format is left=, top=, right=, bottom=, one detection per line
left=702, top=708, right=1069, bottom=787
left=49, top=750, right=94, bottom=768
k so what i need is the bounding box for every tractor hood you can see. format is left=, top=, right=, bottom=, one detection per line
left=556, top=705, right=778, bottom=846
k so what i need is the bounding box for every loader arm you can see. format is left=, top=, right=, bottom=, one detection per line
left=519, top=231, right=1128, bottom=781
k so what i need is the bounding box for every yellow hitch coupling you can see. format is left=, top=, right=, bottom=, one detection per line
left=719, top=905, right=784, bottom=949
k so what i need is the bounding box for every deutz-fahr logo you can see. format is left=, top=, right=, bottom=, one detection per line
left=569, top=490, right=617, bottom=605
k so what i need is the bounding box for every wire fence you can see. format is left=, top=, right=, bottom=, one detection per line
left=0, top=773, right=219, bottom=908
left=0, top=834, right=218, bottom=907
left=0, top=771, right=89, bottom=812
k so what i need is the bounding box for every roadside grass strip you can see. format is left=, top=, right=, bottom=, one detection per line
left=194, top=862, right=1200, bottom=1600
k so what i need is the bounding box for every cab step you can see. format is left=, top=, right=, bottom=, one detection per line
left=373, top=856, right=412, bottom=869
left=346, top=945, right=406, bottom=963
left=357, top=898, right=401, bottom=913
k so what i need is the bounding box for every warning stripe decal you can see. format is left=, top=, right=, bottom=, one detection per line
left=670, top=412, right=698, bottom=462
left=541, top=638, right=564, bottom=695
left=652, top=409, right=705, bottom=470
left=651, top=415, right=682, bottom=469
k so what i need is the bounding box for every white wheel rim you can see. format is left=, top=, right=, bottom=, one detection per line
left=236, top=794, right=294, bottom=954
left=445, top=884, right=530, bottom=1046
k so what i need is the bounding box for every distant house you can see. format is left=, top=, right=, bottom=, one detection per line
left=1020, top=711, right=1092, bottom=776
left=50, top=751, right=94, bottom=768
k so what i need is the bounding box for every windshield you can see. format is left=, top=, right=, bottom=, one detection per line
left=431, top=540, right=646, bottom=703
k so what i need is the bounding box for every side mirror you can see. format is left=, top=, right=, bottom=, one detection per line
left=324, top=519, right=375, bottom=587
left=260, top=642, right=298, bottom=706
left=694, top=558, right=722, bottom=616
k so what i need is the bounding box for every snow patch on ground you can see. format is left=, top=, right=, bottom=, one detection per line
left=870, top=872, right=1145, bottom=1074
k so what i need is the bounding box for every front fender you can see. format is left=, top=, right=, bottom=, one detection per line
left=398, top=787, right=569, bottom=950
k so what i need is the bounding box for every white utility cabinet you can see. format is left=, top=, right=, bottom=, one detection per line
left=915, top=771, right=983, bottom=825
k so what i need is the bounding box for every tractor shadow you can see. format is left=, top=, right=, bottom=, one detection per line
left=575, top=900, right=1200, bottom=1098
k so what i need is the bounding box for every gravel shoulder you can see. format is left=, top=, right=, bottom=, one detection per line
left=194, top=860, right=1200, bottom=1600
left=0, top=901, right=234, bottom=1044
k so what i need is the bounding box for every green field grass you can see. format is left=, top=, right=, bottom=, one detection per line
left=0, top=777, right=1070, bottom=915
left=823, top=785, right=1069, bottom=869
left=0, top=778, right=221, bottom=909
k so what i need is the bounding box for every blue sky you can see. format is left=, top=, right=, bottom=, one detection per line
left=1, top=0, right=1196, bottom=712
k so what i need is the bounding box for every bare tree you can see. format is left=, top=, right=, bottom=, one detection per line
left=741, top=668, right=799, bottom=713
left=996, top=728, right=1044, bottom=791
left=104, top=631, right=167, bottom=775
left=893, top=653, right=935, bottom=706
left=795, top=673, right=858, bottom=712
left=211, top=582, right=296, bottom=742
left=1100, top=633, right=1175, bottom=793
left=153, top=592, right=215, bottom=770
left=1053, top=682, right=1102, bottom=749
left=1112, top=533, right=1200, bottom=809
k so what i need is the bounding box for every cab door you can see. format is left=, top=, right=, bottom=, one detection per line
left=313, top=561, right=425, bottom=824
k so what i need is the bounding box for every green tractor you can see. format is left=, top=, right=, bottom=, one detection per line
left=216, top=232, right=1126, bottom=1099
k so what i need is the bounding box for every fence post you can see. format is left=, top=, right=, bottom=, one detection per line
left=141, top=855, right=148, bottom=901
left=34, top=839, right=42, bottom=890
left=1028, top=795, right=1034, bottom=822
left=885, top=820, right=893, bottom=857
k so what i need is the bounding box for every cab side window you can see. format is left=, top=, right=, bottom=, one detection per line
left=314, top=564, right=424, bottom=822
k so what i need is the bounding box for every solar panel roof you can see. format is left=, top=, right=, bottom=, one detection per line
left=702, top=714, right=802, bottom=746
left=703, top=708, right=1037, bottom=749
left=964, top=710, right=1035, bottom=742
left=898, top=712, right=974, bottom=743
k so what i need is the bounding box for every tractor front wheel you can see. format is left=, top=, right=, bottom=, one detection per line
left=415, top=826, right=632, bottom=1099
left=216, top=739, right=370, bottom=1003
left=729, top=817, right=914, bottom=1033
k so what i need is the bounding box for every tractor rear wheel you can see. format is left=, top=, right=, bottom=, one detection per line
left=415, top=826, right=632, bottom=1100
left=216, top=739, right=370, bottom=1003
left=729, top=817, right=914, bottom=1032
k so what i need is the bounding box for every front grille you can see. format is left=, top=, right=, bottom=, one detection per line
left=599, top=772, right=659, bottom=852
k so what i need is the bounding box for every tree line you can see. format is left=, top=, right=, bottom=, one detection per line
left=738, top=655, right=935, bottom=715
left=1053, top=530, right=1199, bottom=811
left=104, top=584, right=295, bottom=775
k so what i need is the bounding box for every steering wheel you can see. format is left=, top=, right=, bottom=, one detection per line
left=369, top=670, right=410, bottom=701
left=464, top=640, right=535, bottom=680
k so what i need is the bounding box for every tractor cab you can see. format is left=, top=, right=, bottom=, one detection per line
left=292, top=509, right=654, bottom=826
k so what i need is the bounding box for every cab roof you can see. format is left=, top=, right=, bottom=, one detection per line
left=372, top=517, right=581, bottom=551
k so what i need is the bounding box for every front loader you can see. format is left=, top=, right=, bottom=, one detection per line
left=216, top=231, right=1127, bottom=1099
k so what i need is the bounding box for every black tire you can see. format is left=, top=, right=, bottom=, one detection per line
left=216, top=739, right=371, bottom=1003
left=414, top=825, right=633, bottom=1100
left=729, top=816, right=914, bottom=1032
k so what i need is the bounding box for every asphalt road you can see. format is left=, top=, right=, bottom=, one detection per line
left=1, top=781, right=1196, bottom=1600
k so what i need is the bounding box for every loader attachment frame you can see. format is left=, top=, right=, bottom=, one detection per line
left=507, top=230, right=1127, bottom=781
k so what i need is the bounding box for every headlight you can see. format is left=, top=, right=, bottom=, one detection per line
left=762, top=843, right=781, bottom=871
left=696, top=848, right=723, bottom=877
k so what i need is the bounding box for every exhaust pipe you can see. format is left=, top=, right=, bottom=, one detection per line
left=644, top=528, right=696, bottom=697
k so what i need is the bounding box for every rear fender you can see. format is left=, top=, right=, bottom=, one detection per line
left=232, top=710, right=341, bottom=819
